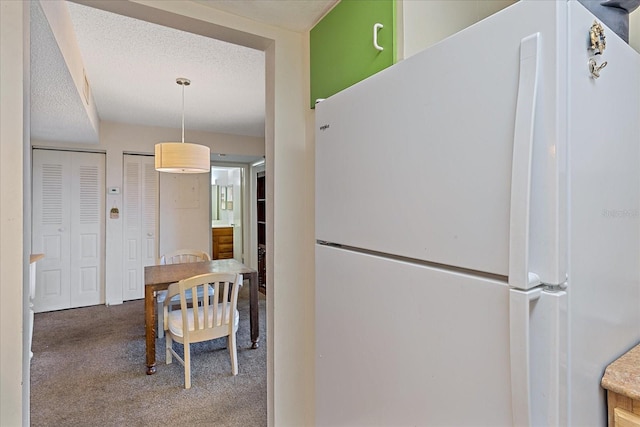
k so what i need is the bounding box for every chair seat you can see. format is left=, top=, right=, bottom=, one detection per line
left=167, top=303, right=239, bottom=337
left=157, top=284, right=214, bottom=304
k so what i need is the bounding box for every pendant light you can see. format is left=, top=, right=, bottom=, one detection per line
left=155, top=77, right=210, bottom=173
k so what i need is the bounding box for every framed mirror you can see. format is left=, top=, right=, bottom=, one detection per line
left=226, top=185, right=233, bottom=210
left=211, top=185, right=220, bottom=219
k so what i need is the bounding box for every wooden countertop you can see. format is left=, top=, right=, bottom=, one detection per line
left=602, top=343, right=640, bottom=400
left=30, top=253, right=45, bottom=264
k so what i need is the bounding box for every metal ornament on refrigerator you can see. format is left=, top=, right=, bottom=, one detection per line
left=589, top=20, right=607, bottom=78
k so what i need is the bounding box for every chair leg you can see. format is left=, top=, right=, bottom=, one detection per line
left=166, top=334, right=172, bottom=364
left=184, top=343, right=191, bottom=389
left=157, top=301, right=164, bottom=339
left=229, top=332, right=238, bottom=376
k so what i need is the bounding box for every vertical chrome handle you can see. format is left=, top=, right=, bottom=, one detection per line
left=373, top=23, right=384, bottom=51
left=509, top=33, right=541, bottom=291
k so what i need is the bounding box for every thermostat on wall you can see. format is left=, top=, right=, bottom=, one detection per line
left=108, top=187, right=120, bottom=194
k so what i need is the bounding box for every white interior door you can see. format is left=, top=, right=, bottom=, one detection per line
left=32, top=150, right=104, bottom=312
left=123, top=154, right=157, bottom=301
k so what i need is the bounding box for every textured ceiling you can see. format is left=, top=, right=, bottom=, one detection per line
left=30, top=0, right=336, bottom=149
left=30, top=1, right=99, bottom=143
left=66, top=1, right=266, bottom=138
left=194, top=0, right=337, bottom=32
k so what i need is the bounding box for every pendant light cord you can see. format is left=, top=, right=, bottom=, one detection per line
left=181, top=82, right=185, bottom=144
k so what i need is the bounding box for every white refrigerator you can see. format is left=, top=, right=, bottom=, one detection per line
left=315, top=1, right=640, bottom=426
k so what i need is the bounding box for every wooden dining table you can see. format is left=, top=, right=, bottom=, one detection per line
left=144, top=258, right=259, bottom=375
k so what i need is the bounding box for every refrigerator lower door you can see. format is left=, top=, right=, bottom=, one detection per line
left=509, top=288, right=567, bottom=427
left=316, top=244, right=513, bottom=426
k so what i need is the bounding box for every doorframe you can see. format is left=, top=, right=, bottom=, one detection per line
left=249, top=160, right=265, bottom=273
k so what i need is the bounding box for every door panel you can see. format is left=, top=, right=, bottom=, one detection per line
left=42, top=270, right=62, bottom=298
left=315, top=244, right=512, bottom=426
left=142, top=160, right=157, bottom=266
left=70, top=152, right=104, bottom=307
left=310, top=0, right=395, bottom=107
left=123, top=155, right=157, bottom=301
left=32, top=149, right=104, bottom=312
left=123, top=156, right=142, bottom=300
left=33, top=150, right=71, bottom=312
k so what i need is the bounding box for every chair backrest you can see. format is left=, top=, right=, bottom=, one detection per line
left=166, top=272, right=242, bottom=342
left=159, top=249, right=210, bottom=265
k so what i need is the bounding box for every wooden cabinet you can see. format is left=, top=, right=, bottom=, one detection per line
left=257, top=172, right=266, bottom=293
left=602, top=344, right=640, bottom=426
left=310, top=0, right=395, bottom=108
left=610, top=400, right=640, bottom=427
left=212, top=227, right=233, bottom=260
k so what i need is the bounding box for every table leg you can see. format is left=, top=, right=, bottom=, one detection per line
left=145, top=285, right=157, bottom=374
left=249, top=271, right=260, bottom=349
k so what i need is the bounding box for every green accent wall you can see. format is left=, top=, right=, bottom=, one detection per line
left=310, top=0, right=395, bottom=108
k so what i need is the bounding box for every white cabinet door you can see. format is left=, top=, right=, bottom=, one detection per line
left=32, top=150, right=104, bottom=312
left=123, top=154, right=157, bottom=301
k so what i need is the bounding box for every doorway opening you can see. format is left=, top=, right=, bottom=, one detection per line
left=211, top=165, right=244, bottom=262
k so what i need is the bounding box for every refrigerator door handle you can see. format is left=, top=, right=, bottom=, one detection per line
left=510, top=288, right=568, bottom=427
left=509, top=33, right=542, bottom=291
left=510, top=287, right=542, bottom=427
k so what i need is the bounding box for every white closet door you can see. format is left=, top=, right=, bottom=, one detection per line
left=32, top=150, right=104, bottom=312
left=123, top=154, right=157, bottom=301
left=142, top=159, right=158, bottom=267
left=32, top=150, right=72, bottom=312
left=70, top=152, right=104, bottom=307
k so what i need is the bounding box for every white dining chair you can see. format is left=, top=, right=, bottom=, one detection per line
left=165, top=272, right=243, bottom=388
left=156, top=249, right=211, bottom=339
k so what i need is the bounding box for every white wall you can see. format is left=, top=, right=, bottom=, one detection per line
left=631, top=8, right=640, bottom=52
left=159, top=173, right=211, bottom=256
left=0, top=2, right=27, bottom=426
left=400, top=0, right=516, bottom=59
left=401, top=1, right=640, bottom=58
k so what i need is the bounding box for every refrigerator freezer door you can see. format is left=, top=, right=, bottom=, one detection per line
left=316, top=244, right=513, bottom=426
left=315, top=0, right=563, bottom=278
